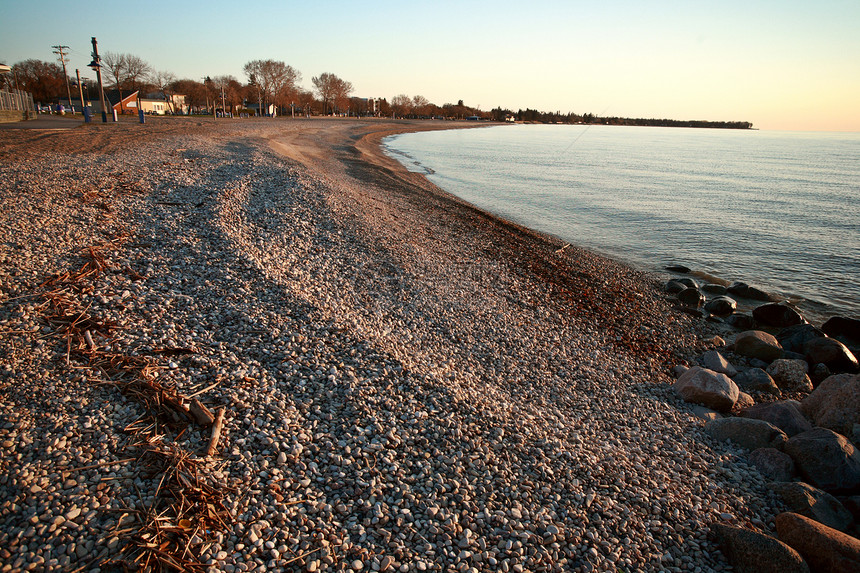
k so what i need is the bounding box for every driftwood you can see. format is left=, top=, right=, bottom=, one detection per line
left=189, top=399, right=214, bottom=426
left=206, top=408, right=226, bottom=457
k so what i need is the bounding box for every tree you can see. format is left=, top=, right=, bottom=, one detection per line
left=243, top=59, right=301, bottom=117
left=391, top=94, right=411, bottom=118
left=150, top=70, right=176, bottom=112
left=311, top=72, right=352, bottom=115
left=170, top=79, right=207, bottom=113
left=124, top=55, right=151, bottom=92
left=102, top=52, right=151, bottom=101
left=11, top=59, right=65, bottom=104
left=411, top=95, right=430, bottom=118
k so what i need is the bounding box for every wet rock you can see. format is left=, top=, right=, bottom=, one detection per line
left=775, top=512, right=860, bottom=573
left=777, top=324, right=826, bottom=354
left=710, top=522, right=809, bottom=573
left=666, top=265, right=691, bottom=273
left=728, top=282, right=773, bottom=302
left=822, top=316, right=860, bottom=345
left=705, top=296, right=737, bottom=317
left=804, top=337, right=859, bottom=374
left=726, top=313, right=755, bottom=330
left=741, top=401, right=813, bottom=437
left=705, top=417, right=788, bottom=451
left=784, top=428, right=860, bottom=494
left=767, top=359, right=813, bottom=393
left=702, top=283, right=728, bottom=295
left=678, top=287, right=705, bottom=308
left=768, top=482, right=854, bottom=532
left=674, top=366, right=739, bottom=412
left=665, top=280, right=687, bottom=294
left=749, top=448, right=796, bottom=481
left=734, top=331, right=785, bottom=362
left=800, top=374, right=860, bottom=436
left=753, top=303, right=805, bottom=328
left=702, top=350, right=738, bottom=377
left=735, top=368, right=781, bottom=396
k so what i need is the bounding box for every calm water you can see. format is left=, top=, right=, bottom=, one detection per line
left=383, top=125, right=860, bottom=323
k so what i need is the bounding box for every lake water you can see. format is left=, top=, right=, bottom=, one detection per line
left=383, top=124, right=860, bottom=324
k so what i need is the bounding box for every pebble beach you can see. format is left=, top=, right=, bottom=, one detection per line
left=0, top=117, right=790, bottom=572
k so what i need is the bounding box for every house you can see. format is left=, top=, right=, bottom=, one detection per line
left=88, top=90, right=139, bottom=115
left=140, top=93, right=189, bottom=115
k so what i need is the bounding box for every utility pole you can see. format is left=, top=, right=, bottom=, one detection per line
left=52, top=44, right=73, bottom=112
left=75, top=69, right=85, bottom=111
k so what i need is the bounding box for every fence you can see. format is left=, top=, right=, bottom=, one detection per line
left=0, top=89, right=35, bottom=112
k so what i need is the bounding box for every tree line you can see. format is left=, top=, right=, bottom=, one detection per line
left=4, top=54, right=489, bottom=119
left=493, top=107, right=753, bottom=129
left=3, top=53, right=752, bottom=127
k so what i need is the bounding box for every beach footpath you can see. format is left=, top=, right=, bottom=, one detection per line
left=0, top=117, right=837, bottom=572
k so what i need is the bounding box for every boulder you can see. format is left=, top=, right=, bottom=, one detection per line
left=753, top=303, right=805, bottom=328
left=702, top=350, right=738, bottom=377
left=677, top=277, right=698, bottom=288
left=671, top=364, right=690, bottom=378
left=769, top=482, right=854, bottom=532
left=705, top=417, right=788, bottom=451
left=710, top=522, right=809, bottom=573
left=665, top=279, right=687, bottom=294
left=778, top=324, right=827, bottom=354
left=804, top=337, right=859, bottom=374
left=728, top=282, right=773, bottom=301
left=735, top=368, right=782, bottom=396
left=749, top=448, right=796, bottom=481
left=800, top=374, right=860, bottom=436
left=735, top=391, right=755, bottom=411
left=767, top=359, right=813, bottom=393
left=842, top=496, right=860, bottom=523
left=678, top=287, right=705, bottom=308
left=726, top=313, right=755, bottom=330
left=784, top=428, right=860, bottom=494
left=702, top=283, right=728, bottom=295
left=741, top=401, right=813, bottom=437
left=822, top=316, right=860, bottom=344
left=674, top=366, right=739, bottom=412
left=690, top=404, right=723, bottom=422
left=812, top=363, right=832, bottom=386
left=775, top=512, right=860, bottom=573
left=665, top=264, right=691, bottom=273
left=705, top=296, right=737, bottom=317
left=734, top=331, right=785, bottom=362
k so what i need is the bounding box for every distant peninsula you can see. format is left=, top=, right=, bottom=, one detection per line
left=501, top=108, right=753, bottom=129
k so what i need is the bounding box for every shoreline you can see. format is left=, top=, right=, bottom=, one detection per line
left=0, top=117, right=797, bottom=571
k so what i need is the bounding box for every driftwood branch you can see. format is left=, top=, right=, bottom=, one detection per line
left=206, top=408, right=226, bottom=457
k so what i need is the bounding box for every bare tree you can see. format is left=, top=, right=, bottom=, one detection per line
left=243, top=60, right=301, bottom=117
left=391, top=94, right=411, bottom=118
left=102, top=52, right=127, bottom=99
left=312, top=72, right=353, bottom=115
left=150, top=70, right=176, bottom=113
left=103, top=52, right=151, bottom=101
left=411, top=95, right=430, bottom=117
left=124, top=55, right=151, bottom=92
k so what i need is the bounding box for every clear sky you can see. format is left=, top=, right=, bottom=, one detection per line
left=1, top=0, right=858, bottom=131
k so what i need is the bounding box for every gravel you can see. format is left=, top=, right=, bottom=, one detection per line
left=0, top=118, right=786, bottom=572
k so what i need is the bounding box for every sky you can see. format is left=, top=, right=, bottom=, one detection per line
left=1, top=0, right=858, bottom=131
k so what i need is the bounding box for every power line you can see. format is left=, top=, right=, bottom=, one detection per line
left=52, top=44, right=74, bottom=111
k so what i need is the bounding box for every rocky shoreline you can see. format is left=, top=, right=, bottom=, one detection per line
left=0, top=117, right=855, bottom=572
left=663, top=268, right=860, bottom=570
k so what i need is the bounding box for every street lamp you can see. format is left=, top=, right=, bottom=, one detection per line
left=88, top=37, right=108, bottom=123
